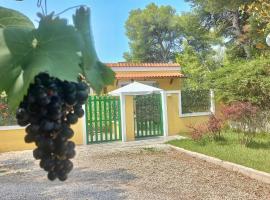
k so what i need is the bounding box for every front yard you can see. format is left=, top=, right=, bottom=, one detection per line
left=0, top=142, right=270, bottom=200
left=169, top=131, right=270, bottom=173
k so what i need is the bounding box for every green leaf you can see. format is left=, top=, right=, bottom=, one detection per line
left=3, top=16, right=83, bottom=108
left=0, top=6, right=34, bottom=28
left=0, top=6, right=34, bottom=93
left=0, top=28, right=21, bottom=95
left=73, top=7, right=115, bottom=93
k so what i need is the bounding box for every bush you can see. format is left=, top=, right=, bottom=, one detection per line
left=221, top=101, right=261, bottom=145
left=187, top=114, right=224, bottom=141
left=207, top=114, right=224, bottom=139
left=186, top=123, right=208, bottom=141
left=0, top=96, right=17, bottom=126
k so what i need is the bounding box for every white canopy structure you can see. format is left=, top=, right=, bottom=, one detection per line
left=108, top=82, right=168, bottom=142
left=109, top=81, right=163, bottom=96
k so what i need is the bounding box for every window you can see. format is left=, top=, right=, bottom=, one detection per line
left=179, top=90, right=214, bottom=117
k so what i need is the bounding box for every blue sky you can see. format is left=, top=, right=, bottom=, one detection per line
left=1, top=0, right=191, bottom=62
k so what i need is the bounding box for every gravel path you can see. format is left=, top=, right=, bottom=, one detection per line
left=0, top=142, right=270, bottom=200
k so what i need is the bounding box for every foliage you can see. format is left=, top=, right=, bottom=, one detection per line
left=0, top=6, right=34, bottom=28
left=176, top=42, right=222, bottom=89
left=220, top=101, right=269, bottom=145
left=0, top=6, right=114, bottom=109
left=181, top=89, right=211, bottom=113
left=209, top=56, right=270, bottom=108
left=124, top=3, right=182, bottom=62
left=246, top=0, right=270, bottom=24
left=221, top=101, right=258, bottom=122
left=0, top=96, right=16, bottom=126
left=186, top=123, right=208, bottom=141
left=177, top=11, right=216, bottom=54
left=73, top=7, right=115, bottom=92
left=135, top=94, right=161, bottom=123
left=207, top=114, right=223, bottom=138
left=169, top=131, right=270, bottom=173
left=187, top=113, right=224, bottom=141
left=186, top=0, right=269, bottom=59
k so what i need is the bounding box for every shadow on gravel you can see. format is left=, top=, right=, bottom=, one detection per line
left=41, top=168, right=138, bottom=199
left=73, top=168, right=137, bottom=183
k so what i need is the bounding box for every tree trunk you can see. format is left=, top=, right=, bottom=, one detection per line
left=231, top=11, right=251, bottom=59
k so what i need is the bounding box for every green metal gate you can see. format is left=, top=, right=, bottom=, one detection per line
left=85, top=96, right=122, bottom=144
left=134, top=94, right=163, bottom=138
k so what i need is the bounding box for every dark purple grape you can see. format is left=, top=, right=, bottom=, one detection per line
left=76, top=82, right=88, bottom=91
left=61, top=127, right=74, bottom=139
left=65, top=93, right=77, bottom=105
left=66, top=149, right=76, bottom=159
left=76, top=90, right=88, bottom=102
left=24, top=133, right=35, bottom=143
left=33, top=148, right=44, bottom=159
left=66, top=113, right=78, bottom=124
left=74, top=107, right=84, bottom=118
left=47, top=171, right=57, bottom=181
left=43, top=159, right=55, bottom=171
left=40, top=120, right=55, bottom=133
left=58, top=173, right=67, bottom=181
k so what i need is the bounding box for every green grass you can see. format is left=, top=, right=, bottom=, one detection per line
left=168, top=131, right=270, bottom=173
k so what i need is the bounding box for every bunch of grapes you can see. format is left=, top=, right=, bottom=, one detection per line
left=16, top=73, right=89, bottom=181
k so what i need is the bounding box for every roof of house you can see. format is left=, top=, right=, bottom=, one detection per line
left=106, top=62, right=184, bottom=79
left=106, top=62, right=180, bottom=67
left=115, top=72, right=184, bottom=80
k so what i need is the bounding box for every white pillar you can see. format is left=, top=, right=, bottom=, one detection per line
left=161, top=91, right=168, bottom=137
left=82, top=104, right=87, bottom=145
left=120, top=93, right=127, bottom=142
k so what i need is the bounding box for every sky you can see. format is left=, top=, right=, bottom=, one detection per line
left=1, top=0, right=191, bottom=63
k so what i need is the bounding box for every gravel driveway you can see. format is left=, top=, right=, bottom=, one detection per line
left=0, top=141, right=270, bottom=200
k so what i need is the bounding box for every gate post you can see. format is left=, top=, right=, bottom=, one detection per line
left=120, top=93, right=127, bottom=142
left=82, top=104, right=87, bottom=145
left=161, top=91, right=168, bottom=137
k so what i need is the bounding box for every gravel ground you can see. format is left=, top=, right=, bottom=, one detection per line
left=0, top=142, right=270, bottom=200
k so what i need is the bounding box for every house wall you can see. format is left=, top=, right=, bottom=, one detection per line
left=167, top=93, right=209, bottom=135
left=0, top=118, right=84, bottom=153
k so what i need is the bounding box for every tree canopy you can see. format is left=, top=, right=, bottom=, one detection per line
left=124, top=3, right=182, bottom=62
left=124, top=1, right=270, bottom=107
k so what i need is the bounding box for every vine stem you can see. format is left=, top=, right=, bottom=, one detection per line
left=54, top=5, right=88, bottom=17
left=37, top=0, right=45, bottom=15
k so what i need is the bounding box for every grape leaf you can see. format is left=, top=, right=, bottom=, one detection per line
left=0, top=28, right=21, bottom=94
left=73, top=7, right=115, bottom=93
left=0, top=6, right=34, bottom=87
left=0, top=7, right=34, bottom=108
left=3, top=16, right=83, bottom=108
left=0, top=6, right=34, bottom=28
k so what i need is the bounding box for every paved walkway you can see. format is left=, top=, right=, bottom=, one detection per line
left=0, top=137, right=270, bottom=200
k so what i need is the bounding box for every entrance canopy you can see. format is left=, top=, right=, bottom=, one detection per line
left=109, top=81, right=163, bottom=96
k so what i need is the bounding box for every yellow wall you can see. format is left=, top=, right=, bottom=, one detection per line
left=167, top=93, right=209, bottom=135
left=0, top=118, right=84, bottom=153
left=0, top=128, right=35, bottom=153
left=125, top=96, right=135, bottom=141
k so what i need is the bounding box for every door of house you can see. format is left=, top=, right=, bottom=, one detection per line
left=85, top=96, right=122, bottom=144
left=134, top=94, right=163, bottom=138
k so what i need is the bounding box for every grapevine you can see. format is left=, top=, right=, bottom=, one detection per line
left=0, top=3, right=114, bottom=181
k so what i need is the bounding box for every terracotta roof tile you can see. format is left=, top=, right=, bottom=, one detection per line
left=115, top=72, right=184, bottom=79
left=106, top=62, right=180, bottom=67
